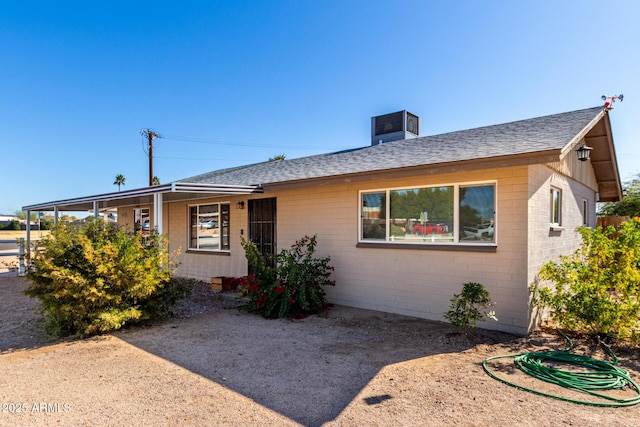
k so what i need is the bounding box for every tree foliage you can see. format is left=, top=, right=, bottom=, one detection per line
left=14, top=210, right=38, bottom=222
left=598, top=172, right=640, bottom=217
left=532, top=219, right=640, bottom=342
left=237, top=235, right=335, bottom=318
left=3, top=220, right=21, bottom=230
left=113, top=174, right=126, bottom=191
left=24, top=218, right=183, bottom=338
left=389, top=187, right=453, bottom=224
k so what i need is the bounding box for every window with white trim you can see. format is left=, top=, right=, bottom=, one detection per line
left=550, top=188, right=562, bottom=226
left=189, top=203, right=230, bottom=251
left=360, top=182, right=496, bottom=244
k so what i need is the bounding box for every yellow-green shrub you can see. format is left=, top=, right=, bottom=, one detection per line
left=532, top=218, right=640, bottom=342
left=24, top=218, right=182, bottom=337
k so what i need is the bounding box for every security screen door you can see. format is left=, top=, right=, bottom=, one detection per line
left=248, top=198, right=277, bottom=267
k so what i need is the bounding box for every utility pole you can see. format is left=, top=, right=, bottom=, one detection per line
left=141, top=129, right=160, bottom=186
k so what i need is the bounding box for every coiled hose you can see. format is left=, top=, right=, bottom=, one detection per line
left=482, top=331, right=640, bottom=407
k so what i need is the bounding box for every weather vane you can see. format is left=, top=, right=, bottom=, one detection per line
left=602, top=94, right=623, bottom=111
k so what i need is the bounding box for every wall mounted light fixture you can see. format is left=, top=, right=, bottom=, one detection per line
left=236, top=201, right=245, bottom=210
left=576, top=145, right=593, bottom=162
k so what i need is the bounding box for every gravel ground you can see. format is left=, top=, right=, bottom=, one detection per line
left=1, top=276, right=639, bottom=426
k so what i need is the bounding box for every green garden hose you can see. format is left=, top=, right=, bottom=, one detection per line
left=482, top=332, right=640, bottom=407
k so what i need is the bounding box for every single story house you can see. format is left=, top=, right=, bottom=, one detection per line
left=23, top=106, right=622, bottom=335
left=0, top=215, right=20, bottom=227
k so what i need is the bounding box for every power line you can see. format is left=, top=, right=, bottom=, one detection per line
left=160, top=133, right=348, bottom=150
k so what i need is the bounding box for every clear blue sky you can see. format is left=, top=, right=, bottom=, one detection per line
left=1, top=1, right=638, bottom=216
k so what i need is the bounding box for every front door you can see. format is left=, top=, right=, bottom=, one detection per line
left=248, top=198, right=277, bottom=267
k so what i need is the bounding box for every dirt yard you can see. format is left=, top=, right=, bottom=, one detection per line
left=1, top=275, right=639, bottom=426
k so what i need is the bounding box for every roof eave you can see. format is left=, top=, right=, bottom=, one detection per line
left=260, top=150, right=561, bottom=191
left=22, top=182, right=262, bottom=212
left=559, top=110, right=623, bottom=202
left=597, top=112, right=623, bottom=201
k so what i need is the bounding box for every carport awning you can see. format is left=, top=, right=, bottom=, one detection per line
left=22, top=182, right=263, bottom=212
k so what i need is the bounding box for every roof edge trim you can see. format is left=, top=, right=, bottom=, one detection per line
left=560, top=108, right=606, bottom=155
left=22, top=182, right=262, bottom=211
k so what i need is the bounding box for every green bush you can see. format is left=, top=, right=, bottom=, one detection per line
left=444, top=282, right=497, bottom=327
left=237, top=235, right=335, bottom=318
left=362, top=223, right=385, bottom=239
left=531, top=219, right=640, bottom=342
left=598, top=172, right=640, bottom=217
left=24, top=217, right=182, bottom=338
left=6, top=220, right=21, bottom=230
left=40, top=220, right=53, bottom=230
left=390, top=224, right=405, bottom=237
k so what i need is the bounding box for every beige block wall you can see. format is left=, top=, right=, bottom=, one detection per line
left=527, top=164, right=597, bottom=329
left=116, top=205, right=155, bottom=233
left=117, top=199, right=248, bottom=280
left=164, top=197, right=249, bottom=280
left=114, top=163, right=598, bottom=336
left=271, top=166, right=530, bottom=335
left=115, top=164, right=595, bottom=335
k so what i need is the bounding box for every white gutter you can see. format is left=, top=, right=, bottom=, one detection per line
left=22, top=182, right=262, bottom=212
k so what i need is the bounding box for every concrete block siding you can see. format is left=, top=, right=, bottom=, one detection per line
left=526, top=165, right=597, bottom=330
left=527, top=165, right=595, bottom=275
left=160, top=166, right=545, bottom=335
left=139, top=161, right=596, bottom=336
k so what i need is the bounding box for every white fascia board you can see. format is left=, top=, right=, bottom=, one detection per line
left=22, top=182, right=262, bottom=212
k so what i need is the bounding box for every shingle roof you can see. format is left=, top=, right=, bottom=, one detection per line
left=179, top=106, right=605, bottom=187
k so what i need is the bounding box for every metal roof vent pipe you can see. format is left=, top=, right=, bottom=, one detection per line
left=371, top=110, right=420, bottom=146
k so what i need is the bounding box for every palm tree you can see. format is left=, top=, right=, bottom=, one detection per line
left=114, top=174, right=126, bottom=191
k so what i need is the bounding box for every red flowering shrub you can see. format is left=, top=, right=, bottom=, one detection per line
left=238, top=235, right=335, bottom=318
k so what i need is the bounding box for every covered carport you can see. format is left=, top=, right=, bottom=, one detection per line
left=21, top=181, right=262, bottom=258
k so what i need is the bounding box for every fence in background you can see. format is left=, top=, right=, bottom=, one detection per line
left=0, top=238, right=26, bottom=276
left=596, top=216, right=630, bottom=230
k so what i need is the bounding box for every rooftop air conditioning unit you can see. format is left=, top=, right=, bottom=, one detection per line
left=371, top=110, right=420, bottom=146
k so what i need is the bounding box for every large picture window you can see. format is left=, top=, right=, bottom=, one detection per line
left=360, top=182, right=495, bottom=245
left=189, top=203, right=230, bottom=251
